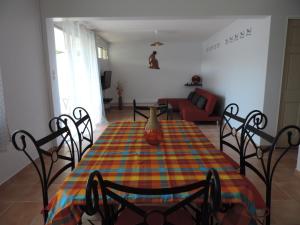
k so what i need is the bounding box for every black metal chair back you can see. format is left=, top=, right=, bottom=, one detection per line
left=51, top=114, right=81, bottom=162
left=12, top=118, right=76, bottom=224
left=220, top=103, right=265, bottom=170
left=51, top=107, right=93, bottom=162
left=59, top=107, right=93, bottom=161
left=73, top=107, right=93, bottom=161
left=219, top=103, right=247, bottom=168
left=220, top=103, right=243, bottom=152
left=133, top=99, right=168, bottom=121
left=240, top=111, right=300, bottom=225
left=84, top=169, right=221, bottom=225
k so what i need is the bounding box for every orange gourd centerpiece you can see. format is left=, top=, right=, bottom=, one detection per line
left=144, top=107, right=163, bottom=145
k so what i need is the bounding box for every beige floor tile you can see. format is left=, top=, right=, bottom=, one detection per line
left=0, top=202, right=43, bottom=225
left=29, top=215, right=45, bottom=225
left=275, top=179, right=300, bottom=202
left=272, top=199, right=300, bottom=225
left=0, top=201, right=13, bottom=217
left=0, top=182, right=42, bottom=203
left=9, top=169, right=40, bottom=186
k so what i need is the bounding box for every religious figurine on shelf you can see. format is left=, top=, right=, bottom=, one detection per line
left=148, top=51, right=160, bottom=69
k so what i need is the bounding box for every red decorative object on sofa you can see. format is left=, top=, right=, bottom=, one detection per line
left=157, top=88, right=220, bottom=122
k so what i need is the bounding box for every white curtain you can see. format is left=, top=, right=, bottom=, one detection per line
left=0, top=65, right=10, bottom=152
left=57, top=21, right=106, bottom=126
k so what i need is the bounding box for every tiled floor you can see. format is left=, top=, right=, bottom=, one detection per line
left=0, top=107, right=299, bottom=225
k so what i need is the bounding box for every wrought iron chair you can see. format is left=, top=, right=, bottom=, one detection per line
left=84, top=169, right=221, bottom=225
left=72, top=107, right=93, bottom=160
left=219, top=103, right=264, bottom=170
left=133, top=99, right=169, bottom=121
left=240, top=111, right=300, bottom=225
left=12, top=117, right=76, bottom=224
left=57, top=107, right=93, bottom=162
left=219, top=103, right=246, bottom=169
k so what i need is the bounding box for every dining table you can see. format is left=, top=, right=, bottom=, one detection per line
left=46, top=120, right=265, bottom=225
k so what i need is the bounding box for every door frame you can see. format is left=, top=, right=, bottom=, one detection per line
left=277, top=18, right=300, bottom=133
left=45, top=18, right=61, bottom=117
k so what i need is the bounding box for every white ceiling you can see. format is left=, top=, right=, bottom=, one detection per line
left=80, top=18, right=235, bottom=43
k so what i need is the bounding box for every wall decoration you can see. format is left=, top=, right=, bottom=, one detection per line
left=225, top=27, right=252, bottom=45
left=191, top=75, right=202, bottom=84
left=240, top=31, right=245, bottom=39
left=148, top=51, right=160, bottom=69
left=206, top=42, right=220, bottom=52
left=184, top=75, right=203, bottom=87
left=234, top=34, right=239, bottom=41
left=246, top=27, right=252, bottom=36
left=206, top=26, right=253, bottom=52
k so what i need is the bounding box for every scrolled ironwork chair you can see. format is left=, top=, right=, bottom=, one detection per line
left=219, top=103, right=264, bottom=170
left=12, top=117, right=76, bottom=224
left=84, top=169, right=221, bottom=225
left=72, top=107, right=93, bottom=160
left=219, top=103, right=246, bottom=169
left=240, top=110, right=300, bottom=225
left=133, top=99, right=169, bottom=121
left=56, top=107, right=93, bottom=162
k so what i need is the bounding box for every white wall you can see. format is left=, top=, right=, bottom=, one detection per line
left=107, top=41, right=202, bottom=104
left=0, top=0, right=51, bottom=184
left=201, top=18, right=271, bottom=117
left=40, top=0, right=300, bottom=135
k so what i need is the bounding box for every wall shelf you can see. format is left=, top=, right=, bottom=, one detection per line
left=184, top=83, right=202, bottom=87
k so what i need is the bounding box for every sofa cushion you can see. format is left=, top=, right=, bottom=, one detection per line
left=178, top=100, right=193, bottom=108
left=191, top=94, right=200, bottom=105
left=196, top=96, right=207, bottom=109
left=187, top=91, right=195, bottom=100
left=195, top=88, right=218, bottom=115
left=179, top=104, right=209, bottom=122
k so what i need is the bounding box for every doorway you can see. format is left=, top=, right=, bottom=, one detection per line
left=278, top=19, right=300, bottom=146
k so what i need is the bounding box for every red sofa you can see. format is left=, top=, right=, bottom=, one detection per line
left=158, top=88, right=220, bottom=122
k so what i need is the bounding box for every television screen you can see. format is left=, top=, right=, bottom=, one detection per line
left=101, top=71, right=112, bottom=90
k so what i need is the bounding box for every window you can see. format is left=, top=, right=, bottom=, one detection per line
left=54, top=27, right=65, bottom=54
left=103, top=48, right=108, bottom=60
left=97, top=47, right=103, bottom=59
left=97, top=47, right=108, bottom=60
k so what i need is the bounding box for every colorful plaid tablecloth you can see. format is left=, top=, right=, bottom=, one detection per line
left=46, top=120, right=264, bottom=225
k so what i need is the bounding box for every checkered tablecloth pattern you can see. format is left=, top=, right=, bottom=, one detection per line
left=46, top=120, right=263, bottom=225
